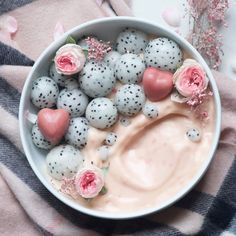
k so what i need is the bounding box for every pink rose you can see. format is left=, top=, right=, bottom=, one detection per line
left=173, top=59, right=208, bottom=97
left=54, top=44, right=86, bottom=75
left=75, top=167, right=104, bottom=199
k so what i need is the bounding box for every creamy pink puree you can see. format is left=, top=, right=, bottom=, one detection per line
left=50, top=95, right=215, bottom=213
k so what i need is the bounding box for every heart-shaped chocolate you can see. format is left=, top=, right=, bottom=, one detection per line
left=37, top=108, right=69, bottom=145
left=143, top=67, right=174, bottom=101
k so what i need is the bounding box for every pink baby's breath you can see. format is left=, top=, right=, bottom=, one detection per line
left=186, top=0, right=229, bottom=69
left=60, top=177, right=78, bottom=199
left=186, top=89, right=213, bottom=122
left=208, top=0, right=229, bottom=23
left=199, top=111, right=210, bottom=121
left=186, top=89, right=213, bottom=108
left=85, top=37, right=112, bottom=61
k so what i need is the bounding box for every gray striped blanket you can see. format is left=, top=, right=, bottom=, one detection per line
left=0, top=1, right=236, bottom=235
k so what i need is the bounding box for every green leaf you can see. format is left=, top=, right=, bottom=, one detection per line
left=100, top=186, right=108, bottom=195
left=66, top=35, right=76, bottom=44
left=83, top=48, right=88, bottom=57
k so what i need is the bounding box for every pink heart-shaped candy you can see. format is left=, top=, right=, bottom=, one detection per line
left=38, top=108, right=69, bottom=145
left=143, top=67, right=174, bottom=101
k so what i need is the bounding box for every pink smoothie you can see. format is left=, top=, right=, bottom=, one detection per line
left=51, top=94, right=215, bottom=213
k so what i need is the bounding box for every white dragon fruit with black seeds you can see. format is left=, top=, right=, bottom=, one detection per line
left=116, top=28, right=148, bottom=54
left=104, top=50, right=121, bottom=68
left=31, top=76, right=59, bottom=109
left=115, top=84, right=145, bottom=116
left=64, top=78, right=79, bottom=91
left=65, top=117, right=89, bottom=149
left=32, top=123, right=54, bottom=150
left=86, top=98, right=118, bottom=129
left=186, top=128, right=201, bottom=142
left=144, top=37, right=183, bottom=72
left=120, top=117, right=131, bottom=127
left=115, top=53, right=145, bottom=84
left=79, top=61, right=116, bottom=98
left=142, top=103, right=159, bottom=118
left=105, top=132, right=117, bottom=146
left=46, top=144, right=84, bottom=180
left=57, top=88, right=88, bottom=118
left=49, top=63, right=69, bottom=86
left=97, top=145, right=109, bottom=161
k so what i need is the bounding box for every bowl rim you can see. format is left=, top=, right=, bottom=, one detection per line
left=19, top=16, right=221, bottom=220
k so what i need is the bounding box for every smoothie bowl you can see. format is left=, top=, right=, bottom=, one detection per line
left=19, top=17, right=221, bottom=219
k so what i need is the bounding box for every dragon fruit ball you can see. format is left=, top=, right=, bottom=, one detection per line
left=49, top=63, right=69, bottom=87
left=65, top=117, right=89, bottom=149
left=104, top=50, right=121, bottom=68
left=31, top=76, right=59, bottom=109
left=57, top=88, right=89, bottom=118
left=46, top=144, right=84, bottom=180
left=79, top=61, right=116, bottom=98
left=31, top=123, right=54, bottom=150
left=115, top=53, right=146, bottom=84
left=86, top=98, right=118, bottom=129
left=144, top=37, right=183, bottom=72
left=116, top=28, right=148, bottom=54
left=115, top=84, right=146, bottom=116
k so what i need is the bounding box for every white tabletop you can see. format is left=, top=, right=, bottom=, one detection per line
left=129, top=0, right=236, bottom=80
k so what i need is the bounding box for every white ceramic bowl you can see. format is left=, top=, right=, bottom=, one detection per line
left=19, top=17, right=221, bottom=219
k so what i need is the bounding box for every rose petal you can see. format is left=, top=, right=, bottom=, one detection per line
left=95, top=0, right=104, bottom=6
left=162, top=7, right=181, bottom=27
left=5, top=16, right=18, bottom=34
left=54, top=22, right=65, bottom=41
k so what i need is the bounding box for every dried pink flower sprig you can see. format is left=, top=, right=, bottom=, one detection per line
left=85, top=37, right=112, bottom=61
left=60, top=177, right=78, bottom=199
left=186, top=0, right=229, bottom=69
left=186, top=89, right=213, bottom=109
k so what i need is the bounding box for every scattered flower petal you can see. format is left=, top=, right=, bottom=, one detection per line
left=162, top=7, right=181, bottom=27
left=5, top=15, right=18, bottom=34
left=95, top=0, right=104, bottom=6
left=54, top=22, right=65, bottom=41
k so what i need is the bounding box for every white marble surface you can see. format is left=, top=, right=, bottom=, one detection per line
left=129, top=0, right=236, bottom=80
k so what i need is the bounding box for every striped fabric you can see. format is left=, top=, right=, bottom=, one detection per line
left=0, top=1, right=236, bottom=235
